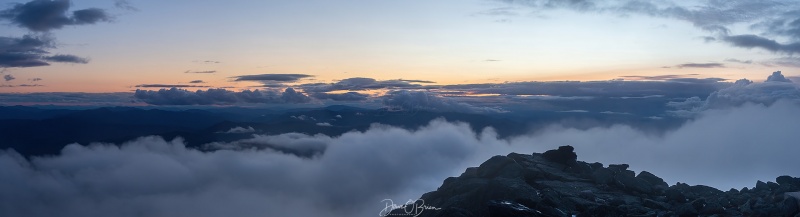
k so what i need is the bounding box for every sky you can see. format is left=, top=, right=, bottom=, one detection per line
left=1, top=0, right=799, bottom=95
left=2, top=1, right=800, bottom=216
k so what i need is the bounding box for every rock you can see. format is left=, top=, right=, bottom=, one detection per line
left=608, top=164, right=629, bottom=171
left=777, top=175, right=798, bottom=187
left=542, top=145, right=577, bottom=166
left=591, top=168, right=613, bottom=185
left=412, top=147, right=800, bottom=217
left=637, top=171, right=668, bottom=188
left=783, top=196, right=799, bottom=217
left=477, top=156, right=515, bottom=178
left=768, top=181, right=781, bottom=190
left=690, top=198, right=706, bottom=211
left=434, top=207, right=475, bottom=217
left=486, top=200, right=541, bottom=217
left=673, top=203, right=698, bottom=217
left=614, top=174, right=653, bottom=194
left=665, top=188, right=687, bottom=203
left=643, top=199, right=670, bottom=210
left=756, top=180, right=769, bottom=191
left=700, top=201, right=725, bottom=215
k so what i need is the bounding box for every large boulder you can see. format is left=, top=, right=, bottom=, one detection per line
left=542, top=145, right=577, bottom=166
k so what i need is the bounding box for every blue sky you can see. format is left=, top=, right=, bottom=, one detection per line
left=0, top=0, right=798, bottom=95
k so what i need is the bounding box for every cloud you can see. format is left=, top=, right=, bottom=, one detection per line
left=233, top=74, right=312, bottom=82
left=383, top=90, right=506, bottom=113
left=43, top=54, right=89, bottom=63
left=3, top=74, right=14, bottom=81
left=725, top=58, right=753, bottom=64
left=0, top=34, right=90, bottom=67
left=0, top=35, right=52, bottom=67
left=761, top=57, right=800, bottom=68
left=309, top=92, right=369, bottom=101
left=766, top=70, right=793, bottom=82
left=135, top=84, right=210, bottom=88
left=219, top=126, right=256, bottom=134
left=316, top=122, right=332, bottom=127
left=668, top=71, right=800, bottom=116
left=0, top=0, right=111, bottom=32
left=0, top=92, right=134, bottom=106
left=398, top=79, right=436, bottom=84
left=2, top=102, right=799, bottom=216
left=134, top=87, right=311, bottom=105
left=30, top=77, right=42, bottom=82
left=114, top=0, right=137, bottom=11
left=675, top=63, right=725, bottom=68
left=722, top=34, right=800, bottom=54
left=188, top=80, right=204, bottom=84
left=495, top=0, right=800, bottom=55
left=299, top=77, right=425, bottom=93
left=442, top=79, right=728, bottom=98
left=0, top=121, right=519, bottom=217
left=184, top=70, right=216, bottom=74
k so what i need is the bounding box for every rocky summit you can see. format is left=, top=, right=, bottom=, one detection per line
left=394, top=146, right=800, bottom=217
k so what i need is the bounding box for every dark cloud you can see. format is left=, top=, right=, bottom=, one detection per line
left=441, top=79, right=728, bottom=98
left=620, top=74, right=700, bottom=80
left=30, top=77, right=42, bottom=82
left=722, top=34, right=800, bottom=54
left=724, top=58, right=753, bottom=64
left=0, top=92, right=133, bottom=105
left=233, top=74, right=313, bottom=82
left=766, top=70, right=792, bottom=82
left=135, top=84, right=210, bottom=88
left=0, top=0, right=111, bottom=32
left=398, top=79, right=436, bottom=84
left=0, top=34, right=90, bottom=67
left=43, top=54, right=88, bottom=64
left=184, top=70, right=217, bottom=74
left=0, top=35, right=52, bottom=67
left=188, top=80, right=204, bottom=84
left=0, top=84, right=43, bottom=87
left=134, top=87, right=311, bottom=105
left=310, top=91, right=370, bottom=101
left=668, top=71, right=800, bottom=116
left=299, top=77, right=424, bottom=93
left=383, top=90, right=506, bottom=113
left=3, top=74, right=15, bottom=81
left=675, top=63, right=725, bottom=68
left=495, top=0, right=800, bottom=55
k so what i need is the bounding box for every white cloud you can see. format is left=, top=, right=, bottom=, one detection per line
left=219, top=126, right=255, bottom=134
left=2, top=101, right=799, bottom=216
left=316, top=122, right=332, bottom=127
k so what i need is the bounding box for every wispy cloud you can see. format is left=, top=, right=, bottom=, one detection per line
left=675, top=63, right=725, bottom=69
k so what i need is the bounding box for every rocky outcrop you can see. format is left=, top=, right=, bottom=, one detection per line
left=393, top=146, right=800, bottom=217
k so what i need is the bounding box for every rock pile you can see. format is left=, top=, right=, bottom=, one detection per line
left=396, top=146, right=800, bottom=217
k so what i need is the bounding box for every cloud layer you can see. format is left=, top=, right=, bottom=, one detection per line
left=2, top=99, right=799, bottom=216
left=134, top=87, right=311, bottom=105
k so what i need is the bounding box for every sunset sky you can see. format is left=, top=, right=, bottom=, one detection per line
left=1, top=0, right=798, bottom=94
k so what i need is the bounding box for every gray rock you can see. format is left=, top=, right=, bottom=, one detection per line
left=636, top=171, right=668, bottom=188
left=477, top=155, right=515, bottom=178
left=542, top=145, right=577, bottom=166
